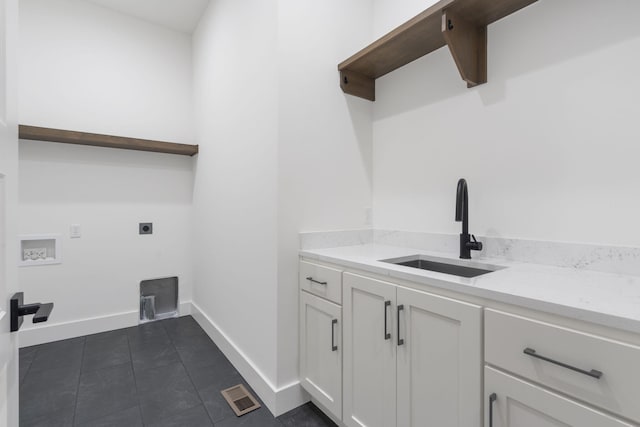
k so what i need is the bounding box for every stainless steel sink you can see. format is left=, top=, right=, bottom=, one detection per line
left=380, top=254, right=504, bottom=278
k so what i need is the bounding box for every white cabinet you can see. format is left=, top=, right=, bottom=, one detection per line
left=343, top=272, right=397, bottom=427
left=343, top=272, right=482, bottom=427
left=299, top=290, right=342, bottom=419
left=485, top=367, right=634, bottom=427
left=300, top=257, right=640, bottom=427
left=485, top=309, right=638, bottom=427
left=485, top=309, right=640, bottom=424
left=299, top=260, right=344, bottom=420
left=396, top=286, right=482, bottom=427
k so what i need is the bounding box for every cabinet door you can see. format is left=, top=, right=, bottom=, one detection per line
left=397, top=286, right=482, bottom=427
left=343, top=273, right=397, bottom=427
left=299, top=291, right=342, bottom=419
left=485, top=367, right=634, bottom=427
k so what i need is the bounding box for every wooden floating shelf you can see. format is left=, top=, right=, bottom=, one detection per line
left=19, top=125, right=199, bottom=156
left=338, top=0, right=538, bottom=101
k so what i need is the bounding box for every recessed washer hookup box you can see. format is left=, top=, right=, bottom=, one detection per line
left=140, top=276, right=178, bottom=323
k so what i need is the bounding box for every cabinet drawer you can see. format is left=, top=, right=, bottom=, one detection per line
left=299, top=260, right=342, bottom=304
left=486, top=309, right=640, bottom=423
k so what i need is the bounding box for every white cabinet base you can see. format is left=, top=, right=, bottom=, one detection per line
left=343, top=273, right=397, bottom=427
left=397, top=286, right=482, bottom=427
left=300, top=291, right=342, bottom=420
left=343, top=272, right=482, bottom=427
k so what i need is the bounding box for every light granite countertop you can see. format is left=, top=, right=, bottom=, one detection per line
left=300, top=244, right=640, bottom=335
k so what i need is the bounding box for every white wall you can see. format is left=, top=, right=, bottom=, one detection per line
left=191, top=0, right=280, bottom=395
left=19, top=0, right=194, bottom=143
left=192, top=0, right=373, bottom=414
left=19, top=142, right=194, bottom=334
left=275, top=0, right=373, bottom=391
left=18, top=0, right=195, bottom=342
left=372, top=0, right=640, bottom=247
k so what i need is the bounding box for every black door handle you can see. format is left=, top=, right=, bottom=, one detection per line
left=10, top=292, right=54, bottom=332
left=384, top=301, right=391, bottom=340
left=397, top=305, right=404, bottom=346
left=523, top=348, right=603, bottom=379
left=489, top=393, right=497, bottom=427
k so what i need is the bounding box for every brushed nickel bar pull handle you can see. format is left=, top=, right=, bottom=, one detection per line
left=306, top=276, right=327, bottom=285
left=384, top=301, right=391, bottom=340
left=489, top=393, right=497, bottom=427
left=523, top=348, right=603, bottom=379
left=397, top=305, right=404, bottom=346
left=331, top=319, right=338, bottom=351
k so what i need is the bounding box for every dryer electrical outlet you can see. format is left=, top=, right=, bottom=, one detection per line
left=139, top=223, right=153, bottom=235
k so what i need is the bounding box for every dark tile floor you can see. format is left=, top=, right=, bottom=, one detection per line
left=19, top=315, right=337, bottom=427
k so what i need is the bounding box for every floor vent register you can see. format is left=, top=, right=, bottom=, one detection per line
left=221, top=384, right=261, bottom=417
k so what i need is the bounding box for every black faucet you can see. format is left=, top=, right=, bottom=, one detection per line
left=455, top=178, right=483, bottom=259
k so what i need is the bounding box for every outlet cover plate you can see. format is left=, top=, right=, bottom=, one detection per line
left=139, top=223, right=153, bottom=235
left=70, top=224, right=81, bottom=238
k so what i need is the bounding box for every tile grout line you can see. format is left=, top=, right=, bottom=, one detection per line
left=163, top=316, right=218, bottom=426
left=177, top=318, right=217, bottom=425
left=134, top=318, right=200, bottom=426
left=75, top=331, right=139, bottom=425
left=182, top=353, right=217, bottom=425
left=70, top=337, right=86, bottom=427
left=19, top=345, right=38, bottom=390
left=125, top=327, right=145, bottom=426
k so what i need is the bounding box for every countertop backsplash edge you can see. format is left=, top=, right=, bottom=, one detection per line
left=300, top=229, right=640, bottom=277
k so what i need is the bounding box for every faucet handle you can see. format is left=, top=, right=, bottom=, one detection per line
left=470, top=235, right=483, bottom=251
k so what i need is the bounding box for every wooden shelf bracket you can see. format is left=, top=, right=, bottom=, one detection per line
left=442, top=10, right=487, bottom=88
left=340, top=70, right=375, bottom=102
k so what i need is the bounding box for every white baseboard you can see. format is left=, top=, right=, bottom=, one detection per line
left=19, top=301, right=193, bottom=348
left=178, top=301, right=191, bottom=316
left=190, top=302, right=307, bottom=417
left=19, top=310, right=138, bottom=347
